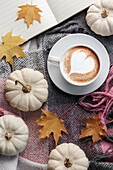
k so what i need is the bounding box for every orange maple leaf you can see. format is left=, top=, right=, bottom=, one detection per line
left=33, top=109, right=68, bottom=145
left=16, top=4, right=42, bottom=28
left=77, top=113, right=108, bottom=145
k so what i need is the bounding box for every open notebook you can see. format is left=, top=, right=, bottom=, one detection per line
left=0, top=0, right=94, bottom=41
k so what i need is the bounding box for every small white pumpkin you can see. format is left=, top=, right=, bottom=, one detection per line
left=0, top=115, right=29, bottom=156
left=48, top=143, right=89, bottom=170
left=86, top=0, right=113, bottom=36
left=4, top=68, right=48, bottom=111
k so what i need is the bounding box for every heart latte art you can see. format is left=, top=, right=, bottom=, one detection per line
left=61, top=47, right=100, bottom=85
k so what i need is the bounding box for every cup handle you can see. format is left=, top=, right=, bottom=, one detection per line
left=48, top=56, right=60, bottom=65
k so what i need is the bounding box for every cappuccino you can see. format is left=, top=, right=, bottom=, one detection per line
left=61, top=46, right=100, bottom=85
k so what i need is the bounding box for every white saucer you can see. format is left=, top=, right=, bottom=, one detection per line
left=47, top=34, right=110, bottom=95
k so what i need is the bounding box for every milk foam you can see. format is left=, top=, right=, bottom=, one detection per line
left=61, top=46, right=100, bottom=85
left=69, top=50, right=95, bottom=75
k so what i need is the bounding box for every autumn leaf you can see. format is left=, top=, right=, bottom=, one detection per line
left=16, top=4, right=42, bottom=28
left=0, top=30, right=27, bottom=67
left=77, top=113, right=108, bottom=145
left=33, top=109, right=68, bottom=145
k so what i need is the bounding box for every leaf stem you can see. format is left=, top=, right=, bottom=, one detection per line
left=106, top=120, right=113, bottom=124
left=58, top=102, right=78, bottom=119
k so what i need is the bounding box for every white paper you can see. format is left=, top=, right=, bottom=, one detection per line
left=46, top=0, right=94, bottom=23
left=0, top=0, right=94, bottom=41
left=0, top=0, right=57, bottom=41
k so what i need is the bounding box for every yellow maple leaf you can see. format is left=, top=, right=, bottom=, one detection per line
left=0, top=30, right=27, bottom=67
left=33, top=109, right=68, bottom=145
left=16, top=4, right=42, bottom=28
left=77, top=113, right=108, bottom=145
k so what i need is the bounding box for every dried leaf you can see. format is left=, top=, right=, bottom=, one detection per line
left=77, top=113, right=108, bottom=145
left=33, top=109, right=68, bottom=145
left=16, top=4, right=42, bottom=28
left=0, top=30, right=27, bottom=67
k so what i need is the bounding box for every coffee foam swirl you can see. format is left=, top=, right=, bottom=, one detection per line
left=69, top=49, right=95, bottom=75
left=61, top=47, right=100, bottom=85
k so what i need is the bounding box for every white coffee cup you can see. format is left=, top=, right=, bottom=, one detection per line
left=48, top=45, right=102, bottom=86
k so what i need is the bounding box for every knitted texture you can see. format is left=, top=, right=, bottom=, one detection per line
left=0, top=9, right=113, bottom=169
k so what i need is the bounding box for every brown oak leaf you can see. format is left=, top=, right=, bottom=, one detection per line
left=16, top=4, right=42, bottom=28
left=0, top=30, right=27, bottom=67
left=77, top=113, right=108, bottom=145
left=33, top=109, right=68, bottom=145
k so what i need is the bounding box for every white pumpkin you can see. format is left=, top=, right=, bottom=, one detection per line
left=4, top=68, right=48, bottom=111
left=48, top=143, right=89, bottom=170
left=0, top=115, right=29, bottom=156
left=86, top=0, right=113, bottom=36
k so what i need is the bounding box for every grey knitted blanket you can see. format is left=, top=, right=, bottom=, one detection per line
left=0, top=9, right=113, bottom=170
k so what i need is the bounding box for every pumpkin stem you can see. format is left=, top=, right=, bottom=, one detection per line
left=5, top=132, right=12, bottom=140
left=101, top=9, right=109, bottom=18
left=64, top=158, right=72, bottom=168
left=15, top=80, right=31, bottom=93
